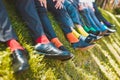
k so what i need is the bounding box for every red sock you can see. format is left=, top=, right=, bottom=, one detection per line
left=7, top=39, right=24, bottom=52
left=36, top=35, right=50, bottom=44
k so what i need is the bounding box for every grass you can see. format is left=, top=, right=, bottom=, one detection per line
left=0, top=0, right=120, bottom=80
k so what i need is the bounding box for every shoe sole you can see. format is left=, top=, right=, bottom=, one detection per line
left=75, top=44, right=96, bottom=51
left=34, top=51, right=73, bottom=61
left=14, top=65, right=29, bottom=74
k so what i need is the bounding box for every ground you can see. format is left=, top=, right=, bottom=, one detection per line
left=0, top=0, right=120, bottom=80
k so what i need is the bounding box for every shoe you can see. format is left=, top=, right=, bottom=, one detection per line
left=11, top=49, right=29, bottom=73
left=58, top=46, right=68, bottom=51
left=101, top=30, right=108, bottom=36
left=103, top=33, right=111, bottom=36
left=89, top=30, right=102, bottom=36
left=88, top=34, right=103, bottom=41
left=106, top=28, right=116, bottom=33
left=35, top=43, right=73, bottom=61
left=80, top=35, right=94, bottom=43
left=72, top=38, right=95, bottom=51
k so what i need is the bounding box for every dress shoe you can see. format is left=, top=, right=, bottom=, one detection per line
left=11, top=49, right=29, bottom=73
left=80, top=34, right=102, bottom=43
left=80, top=35, right=94, bottom=43
left=72, top=38, right=95, bottom=51
left=58, top=46, right=68, bottom=51
left=88, top=34, right=103, bottom=41
left=103, top=33, right=111, bottom=36
left=88, top=30, right=102, bottom=36
left=35, top=43, right=73, bottom=61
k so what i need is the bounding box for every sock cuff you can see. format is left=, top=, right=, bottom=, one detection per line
left=36, top=35, right=50, bottom=44
left=7, top=39, right=24, bottom=52
left=66, top=32, right=79, bottom=43
left=51, top=38, right=63, bottom=48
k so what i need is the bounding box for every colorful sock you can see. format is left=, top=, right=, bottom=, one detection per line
left=83, top=26, right=90, bottom=32
left=66, top=32, right=79, bottom=43
left=51, top=38, right=63, bottom=48
left=7, top=39, right=24, bottom=52
left=72, top=29, right=81, bottom=38
left=36, top=35, right=50, bottom=44
left=77, top=27, right=89, bottom=37
left=90, top=27, right=96, bottom=32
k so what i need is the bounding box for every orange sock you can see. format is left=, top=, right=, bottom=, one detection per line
left=51, top=38, right=63, bottom=48
left=36, top=35, right=50, bottom=44
left=66, top=32, right=79, bottom=43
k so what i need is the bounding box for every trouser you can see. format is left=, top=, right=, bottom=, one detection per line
left=34, top=0, right=57, bottom=40
left=93, top=2, right=108, bottom=23
left=88, top=8, right=107, bottom=31
left=0, top=0, right=17, bottom=42
left=64, top=0, right=83, bottom=26
left=47, top=0, right=74, bottom=34
left=16, top=0, right=45, bottom=40
left=80, top=8, right=101, bottom=31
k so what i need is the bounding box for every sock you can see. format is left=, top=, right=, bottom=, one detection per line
left=51, top=38, right=63, bottom=48
left=83, top=26, right=90, bottom=32
left=36, top=35, right=50, bottom=44
left=77, top=27, right=89, bottom=37
left=66, top=32, right=79, bottom=43
left=7, top=39, right=24, bottom=52
left=90, top=27, right=96, bottom=32
left=72, top=29, right=81, bottom=38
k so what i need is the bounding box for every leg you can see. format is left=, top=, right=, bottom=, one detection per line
left=0, top=0, right=29, bottom=73
left=47, top=0, right=95, bottom=50
left=16, top=0, right=73, bottom=60
left=34, top=0, right=71, bottom=51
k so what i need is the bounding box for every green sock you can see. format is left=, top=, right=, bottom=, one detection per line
left=83, top=26, right=90, bottom=32
left=90, top=27, right=97, bottom=32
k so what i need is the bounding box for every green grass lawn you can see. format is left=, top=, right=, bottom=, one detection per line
left=0, top=0, right=120, bottom=80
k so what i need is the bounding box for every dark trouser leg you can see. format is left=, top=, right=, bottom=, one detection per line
left=93, top=2, right=108, bottom=22
left=93, top=2, right=112, bottom=27
left=16, top=0, right=45, bottom=40
left=0, top=0, right=17, bottom=42
left=47, top=0, right=74, bottom=35
left=34, top=0, right=57, bottom=40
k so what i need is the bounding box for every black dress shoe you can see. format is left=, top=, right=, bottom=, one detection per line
left=11, top=49, right=29, bottom=73
left=80, top=35, right=94, bottom=43
left=88, top=34, right=103, bottom=41
left=72, top=38, right=95, bottom=51
left=35, top=43, right=73, bottom=61
left=89, top=31, right=102, bottom=36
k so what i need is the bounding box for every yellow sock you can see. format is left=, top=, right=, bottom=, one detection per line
left=72, top=29, right=81, bottom=38
left=77, top=27, right=89, bottom=37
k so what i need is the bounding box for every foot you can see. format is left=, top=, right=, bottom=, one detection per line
left=89, top=31, right=103, bottom=36
left=72, top=39, right=95, bottom=51
left=35, top=43, right=73, bottom=61
left=11, top=49, right=29, bottom=73
left=88, top=34, right=103, bottom=41
left=106, top=28, right=116, bottom=33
